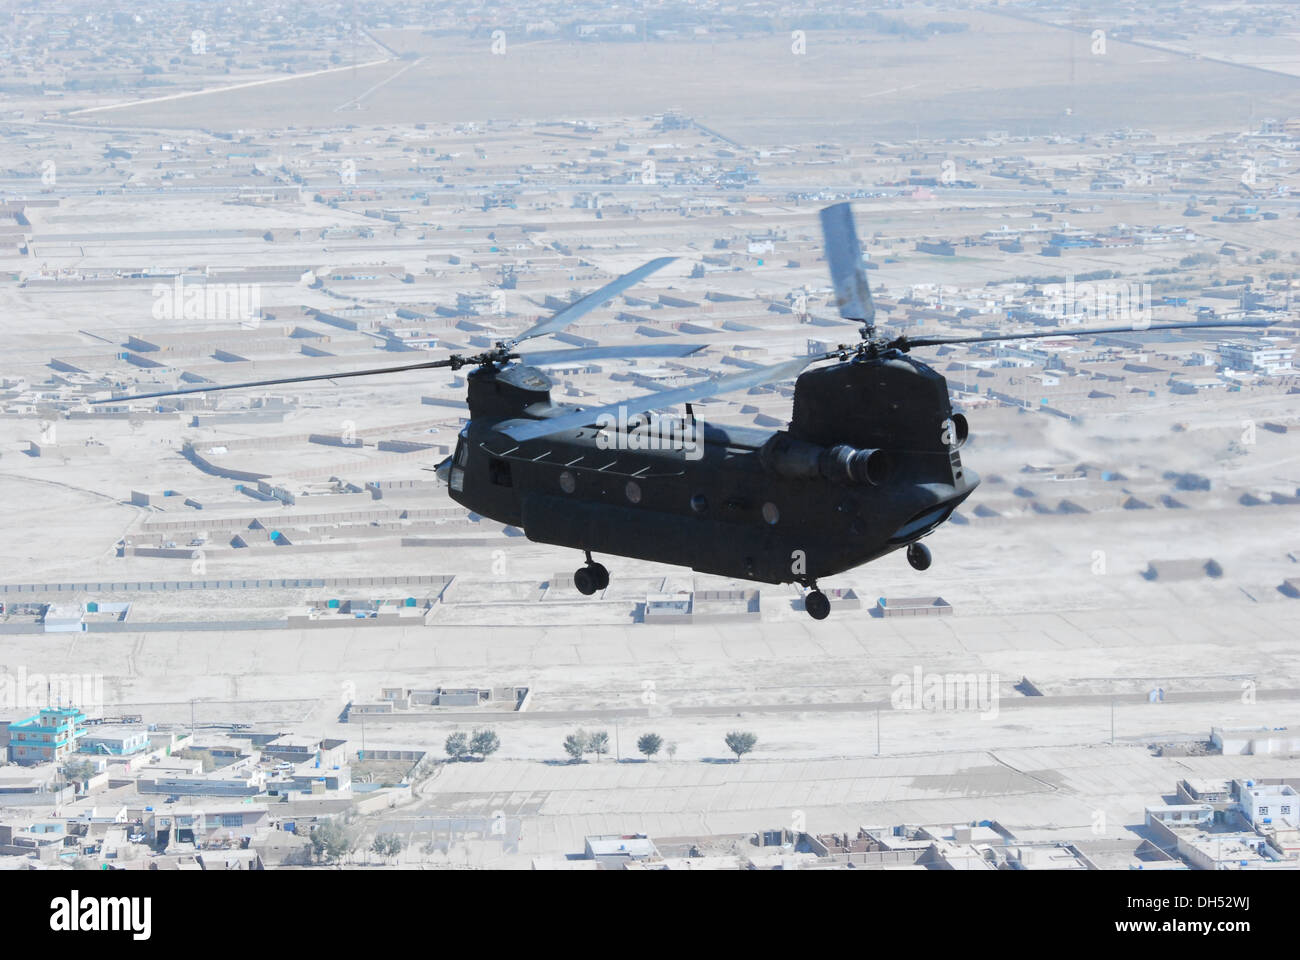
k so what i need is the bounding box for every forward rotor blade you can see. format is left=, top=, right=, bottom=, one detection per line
left=519, top=342, right=707, bottom=366
left=511, top=256, right=676, bottom=344
left=495, top=352, right=832, bottom=443
left=91, top=356, right=465, bottom=404
left=900, top=318, right=1273, bottom=349
left=819, top=202, right=875, bottom=324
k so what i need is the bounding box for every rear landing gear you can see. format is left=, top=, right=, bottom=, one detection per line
left=574, top=552, right=610, bottom=596
left=803, top=588, right=831, bottom=621
left=907, top=542, right=932, bottom=572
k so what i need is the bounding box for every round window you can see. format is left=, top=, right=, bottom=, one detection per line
left=690, top=493, right=708, bottom=514
left=625, top=481, right=642, bottom=504
left=761, top=502, right=780, bottom=525
left=559, top=470, right=576, bottom=494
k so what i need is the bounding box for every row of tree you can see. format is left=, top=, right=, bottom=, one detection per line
left=563, top=729, right=757, bottom=762
left=441, top=728, right=760, bottom=763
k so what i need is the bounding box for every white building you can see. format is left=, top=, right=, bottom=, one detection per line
left=1179, top=831, right=1288, bottom=870
left=1239, top=783, right=1300, bottom=830
left=1217, top=340, right=1294, bottom=375
left=1212, top=725, right=1300, bottom=755
left=80, top=725, right=150, bottom=756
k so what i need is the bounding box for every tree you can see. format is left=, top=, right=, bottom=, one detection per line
left=589, top=730, right=610, bottom=762
left=469, top=728, right=500, bottom=760
left=61, top=759, right=95, bottom=785
left=371, top=833, right=403, bottom=862
left=725, top=731, right=758, bottom=761
left=310, top=819, right=356, bottom=864
left=445, top=731, right=468, bottom=762
left=637, top=733, right=662, bottom=758
left=666, top=741, right=678, bottom=760
left=563, top=729, right=588, bottom=762
left=310, top=823, right=330, bottom=863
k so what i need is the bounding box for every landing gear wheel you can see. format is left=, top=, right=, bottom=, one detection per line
left=574, top=553, right=610, bottom=596
left=804, top=589, right=831, bottom=621
left=907, top=542, right=932, bottom=572
left=574, top=566, right=599, bottom=596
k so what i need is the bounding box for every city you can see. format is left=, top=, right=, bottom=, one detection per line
left=0, top=0, right=1297, bottom=883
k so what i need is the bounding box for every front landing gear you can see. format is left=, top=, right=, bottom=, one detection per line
left=907, top=541, right=932, bottom=572
left=573, top=551, right=610, bottom=596
left=803, top=587, right=831, bottom=621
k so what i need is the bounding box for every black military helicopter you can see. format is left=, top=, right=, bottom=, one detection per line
left=101, top=204, right=1270, bottom=619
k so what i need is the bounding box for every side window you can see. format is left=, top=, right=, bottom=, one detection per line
left=455, top=439, right=468, bottom=466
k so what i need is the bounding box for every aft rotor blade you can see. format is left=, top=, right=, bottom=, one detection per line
left=511, top=256, right=676, bottom=344
left=900, top=318, right=1273, bottom=349
left=819, top=202, right=875, bottom=324
left=494, top=352, right=832, bottom=442
left=519, top=342, right=707, bottom=366
left=91, top=356, right=468, bottom=404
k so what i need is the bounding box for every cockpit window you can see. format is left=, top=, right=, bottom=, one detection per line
left=890, top=505, right=952, bottom=544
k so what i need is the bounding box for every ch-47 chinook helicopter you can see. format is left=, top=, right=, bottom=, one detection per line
left=101, top=203, right=1270, bottom=619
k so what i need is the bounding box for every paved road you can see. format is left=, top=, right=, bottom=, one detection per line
left=346, top=685, right=1298, bottom=723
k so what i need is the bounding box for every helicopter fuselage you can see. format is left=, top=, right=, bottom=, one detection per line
left=444, top=352, right=979, bottom=586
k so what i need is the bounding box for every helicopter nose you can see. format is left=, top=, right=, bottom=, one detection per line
left=888, top=472, right=979, bottom=544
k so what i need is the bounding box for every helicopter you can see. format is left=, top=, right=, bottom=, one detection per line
left=99, top=203, right=1272, bottom=619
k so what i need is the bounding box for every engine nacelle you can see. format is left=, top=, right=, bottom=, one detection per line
left=761, top=434, right=891, bottom=486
